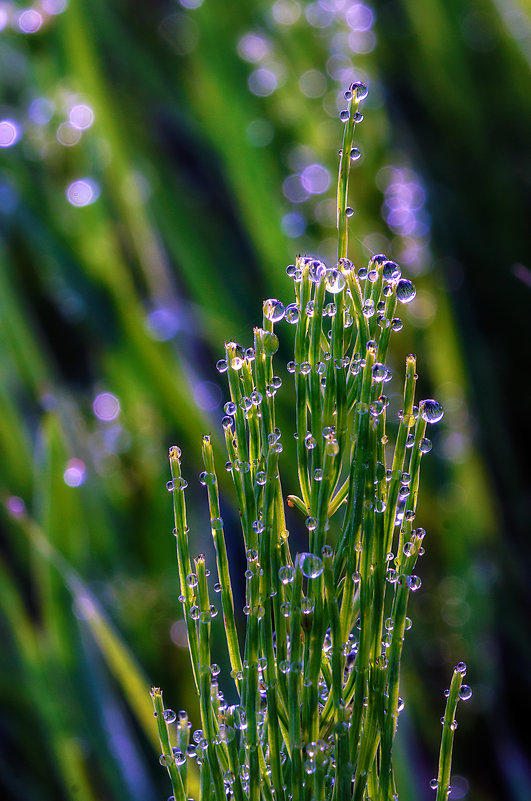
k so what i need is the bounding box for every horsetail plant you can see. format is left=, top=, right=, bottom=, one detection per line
left=152, top=82, right=471, bottom=801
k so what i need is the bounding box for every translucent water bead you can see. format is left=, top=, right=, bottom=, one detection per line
left=396, top=278, right=416, bottom=303
left=286, top=264, right=302, bottom=281
left=349, top=148, right=361, bottom=161
left=285, top=303, right=300, bottom=324
left=420, top=399, right=444, bottom=423
left=382, top=260, right=401, bottom=282
left=325, top=268, right=346, bottom=293
left=309, top=259, right=326, bottom=282
left=350, top=81, right=368, bottom=101
left=299, top=553, right=323, bottom=578
left=459, top=685, right=473, bottom=701
left=263, top=298, right=285, bottom=322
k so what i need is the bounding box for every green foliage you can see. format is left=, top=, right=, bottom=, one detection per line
left=154, top=85, right=469, bottom=800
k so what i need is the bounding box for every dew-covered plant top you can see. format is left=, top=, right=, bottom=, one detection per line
left=152, top=82, right=470, bottom=801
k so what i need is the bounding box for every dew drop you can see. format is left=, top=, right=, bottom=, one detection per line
left=263, top=298, right=286, bottom=323
left=285, top=303, right=300, bottom=324
left=309, top=259, right=327, bottom=282
left=382, top=260, right=401, bottom=282
left=349, top=147, right=361, bottom=161
left=419, top=437, right=432, bottom=453
left=351, top=81, right=368, bottom=101
left=396, top=279, right=416, bottom=304
left=279, top=565, right=295, bottom=584
left=459, top=685, right=472, bottom=701
left=372, top=363, right=387, bottom=382
left=339, top=110, right=350, bottom=122
left=420, top=399, right=444, bottom=424
left=325, top=268, right=346, bottom=294
left=299, top=552, right=323, bottom=579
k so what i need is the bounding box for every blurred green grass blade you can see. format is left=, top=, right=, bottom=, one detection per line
left=6, top=505, right=159, bottom=751
left=0, top=553, right=100, bottom=801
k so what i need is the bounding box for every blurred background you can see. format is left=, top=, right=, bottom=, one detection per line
left=0, top=1, right=530, bottom=799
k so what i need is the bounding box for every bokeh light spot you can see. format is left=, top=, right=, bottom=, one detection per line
left=57, top=122, right=81, bottom=146
left=18, top=9, right=43, bottom=33
left=69, top=104, right=94, bottom=130
left=193, top=381, right=222, bottom=411
left=248, top=68, right=278, bottom=97
left=0, top=121, right=20, bottom=148
left=63, top=458, right=86, bottom=487
left=66, top=178, right=100, bottom=207
left=93, top=392, right=120, bottom=421
left=281, top=212, right=306, bottom=238
left=301, top=163, right=331, bottom=195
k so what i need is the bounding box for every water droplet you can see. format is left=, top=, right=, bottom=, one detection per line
left=429, top=779, right=438, bottom=790
left=305, top=516, right=318, bottom=531
left=420, top=399, right=444, bottom=423
left=349, top=147, right=361, bottom=161
left=299, top=552, right=323, bottom=578
left=159, top=754, right=171, bottom=767
left=163, top=709, right=177, bottom=724
left=382, top=260, right=401, bottom=282
left=211, top=517, right=223, bottom=530
left=254, top=332, right=274, bottom=359
left=252, top=519, right=265, bottom=534
left=285, top=303, right=300, bottom=324
left=351, top=81, right=368, bottom=101
left=263, top=298, right=286, bottom=322
left=256, top=471, right=266, bottom=486
left=353, top=111, right=364, bottom=123
left=408, top=575, right=422, bottom=591
left=363, top=299, right=375, bottom=318
left=305, top=433, right=317, bottom=449
left=419, top=437, right=432, bottom=453
left=301, top=597, right=315, bottom=614
left=280, top=602, right=291, bottom=617
left=459, top=685, right=472, bottom=701
left=346, top=207, right=355, bottom=217
left=391, top=317, right=403, bottom=331
left=199, top=471, right=216, bottom=486
left=396, top=279, right=416, bottom=304
left=287, top=264, right=302, bottom=281
left=339, top=110, right=350, bottom=122
left=325, top=268, right=346, bottom=294
left=313, top=468, right=324, bottom=481
left=279, top=565, right=295, bottom=584
left=455, top=661, right=467, bottom=674
left=309, top=259, right=327, bottom=283
left=372, top=363, right=387, bottom=382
